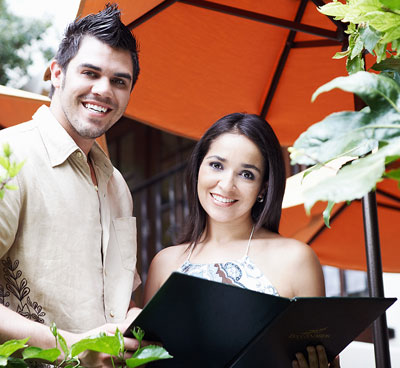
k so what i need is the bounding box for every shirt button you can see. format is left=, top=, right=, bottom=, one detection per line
left=76, top=151, right=83, bottom=158
left=110, top=311, right=115, bottom=318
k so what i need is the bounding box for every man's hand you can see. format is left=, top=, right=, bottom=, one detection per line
left=63, top=307, right=143, bottom=367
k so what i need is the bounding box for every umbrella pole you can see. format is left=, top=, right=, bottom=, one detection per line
left=362, top=191, right=391, bottom=368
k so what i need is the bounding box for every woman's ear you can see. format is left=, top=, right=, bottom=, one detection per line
left=256, top=183, right=268, bottom=203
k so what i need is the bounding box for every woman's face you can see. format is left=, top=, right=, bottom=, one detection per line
left=197, top=132, right=265, bottom=226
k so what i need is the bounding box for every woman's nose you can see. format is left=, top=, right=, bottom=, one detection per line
left=218, top=171, right=236, bottom=192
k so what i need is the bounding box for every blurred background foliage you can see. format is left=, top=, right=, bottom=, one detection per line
left=0, top=0, right=53, bottom=86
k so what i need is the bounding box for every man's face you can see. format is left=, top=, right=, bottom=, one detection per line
left=51, top=36, right=134, bottom=143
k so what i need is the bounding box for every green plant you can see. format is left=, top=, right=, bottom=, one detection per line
left=0, top=143, right=24, bottom=199
left=318, top=0, right=400, bottom=74
left=289, top=0, right=400, bottom=225
left=0, top=324, right=172, bottom=368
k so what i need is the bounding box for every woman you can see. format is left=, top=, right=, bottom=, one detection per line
left=144, top=113, right=339, bottom=368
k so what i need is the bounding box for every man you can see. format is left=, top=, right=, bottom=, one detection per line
left=0, top=4, right=141, bottom=366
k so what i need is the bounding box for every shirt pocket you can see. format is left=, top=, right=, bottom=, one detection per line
left=113, top=216, right=137, bottom=271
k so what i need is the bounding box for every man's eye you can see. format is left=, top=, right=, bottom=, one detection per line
left=210, top=162, right=222, bottom=170
left=112, top=78, right=126, bottom=86
left=82, top=71, right=96, bottom=77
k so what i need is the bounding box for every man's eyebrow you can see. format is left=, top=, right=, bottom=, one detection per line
left=79, top=63, right=132, bottom=81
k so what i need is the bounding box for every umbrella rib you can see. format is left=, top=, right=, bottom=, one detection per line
left=126, top=0, right=178, bottom=30
left=377, top=202, right=400, bottom=211
left=179, top=0, right=341, bottom=41
left=292, top=39, right=342, bottom=48
left=309, top=0, right=347, bottom=35
left=260, top=0, right=308, bottom=118
left=376, top=188, right=400, bottom=204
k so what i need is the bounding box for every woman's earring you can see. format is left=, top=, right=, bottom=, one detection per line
left=257, top=195, right=264, bottom=203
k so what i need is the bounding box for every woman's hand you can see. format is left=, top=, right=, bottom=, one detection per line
left=292, top=345, right=340, bottom=368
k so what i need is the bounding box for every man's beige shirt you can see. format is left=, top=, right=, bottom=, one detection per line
left=0, top=105, right=140, bottom=333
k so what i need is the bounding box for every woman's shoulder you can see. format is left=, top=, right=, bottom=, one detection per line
left=255, top=229, right=317, bottom=263
left=251, top=230, right=324, bottom=297
left=151, top=243, right=190, bottom=269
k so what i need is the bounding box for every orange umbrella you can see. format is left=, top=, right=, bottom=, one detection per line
left=77, top=0, right=351, bottom=145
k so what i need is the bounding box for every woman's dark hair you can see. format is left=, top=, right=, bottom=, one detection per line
left=179, top=113, right=286, bottom=246
left=50, top=3, right=139, bottom=96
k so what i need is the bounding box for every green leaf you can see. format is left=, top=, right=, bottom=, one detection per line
left=292, top=72, right=400, bottom=167
left=385, top=167, right=400, bottom=181
left=2, top=143, right=11, bottom=158
left=8, top=161, right=25, bottom=178
left=0, top=156, right=9, bottom=171
left=380, top=0, right=400, bottom=10
left=347, top=54, right=365, bottom=73
left=372, top=58, right=400, bottom=73
left=351, top=35, right=365, bottom=60
left=115, top=328, right=124, bottom=356
left=22, top=346, right=60, bottom=362
left=0, top=338, right=29, bottom=358
left=374, top=42, right=388, bottom=63
left=125, top=346, right=173, bottom=368
left=57, top=331, right=69, bottom=357
left=323, top=201, right=335, bottom=228
left=3, top=357, right=27, bottom=368
left=291, top=109, right=382, bottom=166
left=333, top=50, right=350, bottom=59
left=5, top=184, right=18, bottom=191
left=132, top=327, right=145, bottom=344
left=70, top=334, right=120, bottom=358
left=317, top=2, right=349, bottom=19
left=312, top=71, right=400, bottom=113
left=50, top=322, right=58, bottom=338
left=0, top=356, right=6, bottom=366
left=303, top=141, right=400, bottom=211
left=381, top=25, right=400, bottom=43
left=366, top=11, right=400, bottom=32
left=359, top=25, right=381, bottom=54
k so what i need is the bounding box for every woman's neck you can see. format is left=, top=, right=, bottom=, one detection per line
left=202, top=219, right=254, bottom=245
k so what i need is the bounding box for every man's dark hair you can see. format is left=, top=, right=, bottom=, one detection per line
left=178, top=113, right=286, bottom=248
left=49, top=3, right=139, bottom=97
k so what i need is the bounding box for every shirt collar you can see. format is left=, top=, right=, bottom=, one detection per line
left=33, top=105, right=113, bottom=177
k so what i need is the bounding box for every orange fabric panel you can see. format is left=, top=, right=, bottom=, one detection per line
left=76, top=0, right=166, bottom=24
left=265, top=46, right=351, bottom=145
left=0, top=95, right=49, bottom=128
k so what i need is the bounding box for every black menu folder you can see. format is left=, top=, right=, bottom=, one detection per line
left=124, top=272, right=396, bottom=368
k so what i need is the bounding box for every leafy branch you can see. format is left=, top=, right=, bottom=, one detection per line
left=289, top=0, right=400, bottom=224
left=0, top=143, right=24, bottom=200
left=318, top=0, right=400, bottom=74
left=0, top=324, right=172, bottom=367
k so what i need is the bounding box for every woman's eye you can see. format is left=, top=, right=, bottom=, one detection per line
left=210, top=162, right=222, bottom=170
left=241, top=171, right=254, bottom=180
